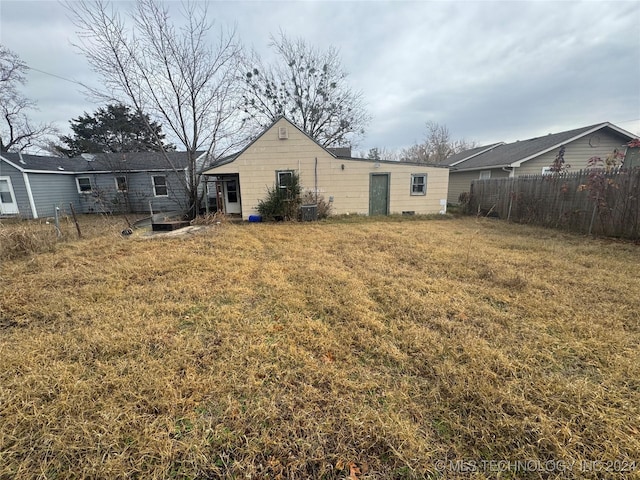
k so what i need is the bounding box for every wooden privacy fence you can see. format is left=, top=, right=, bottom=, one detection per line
left=468, top=169, right=640, bottom=239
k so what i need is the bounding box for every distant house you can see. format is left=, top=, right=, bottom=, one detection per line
left=444, top=122, right=638, bottom=205
left=0, top=151, right=204, bottom=218
left=201, top=117, right=449, bottom=219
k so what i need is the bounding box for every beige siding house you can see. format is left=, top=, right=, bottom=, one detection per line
left=444, top=122, right=637, bottom=205
left=202, top=118, right=449, bottom=219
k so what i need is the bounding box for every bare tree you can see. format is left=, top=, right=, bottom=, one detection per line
left=242, top=32, right=370, bottom=148
left=424, top=121, right=454, bottom=164
left=66, top=0, right=246, bottom=217
left=398, top=143, right=429, bottom=163
left=400, top=121, right=477, bottom=164
left=0, top=45, right=56, bottom=152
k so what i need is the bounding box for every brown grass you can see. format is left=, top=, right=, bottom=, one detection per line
left=1, top=216, right=639, bottom=479
left=0, top=214, right=138, bottom=260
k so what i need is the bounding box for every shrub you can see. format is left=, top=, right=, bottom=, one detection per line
left=300, top=191, right=332, bottom=219
left=458, top=192, right=472, bottom=214
left=257, top=172, right=301, bottom=221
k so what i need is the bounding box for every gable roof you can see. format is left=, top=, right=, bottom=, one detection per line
left=203, top=116, right=445, bottom=173
left=0, top=151, right=201, bottom=174
left=203, top=117, right=335, bottom=173
left=451, top=122, right=637, bottom=172
left=442, top=143, right=505, bottom=167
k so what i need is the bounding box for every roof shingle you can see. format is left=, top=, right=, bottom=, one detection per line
left=1, top=151, right=201, bottom=173
left=449, top=123, right=635, bottom=171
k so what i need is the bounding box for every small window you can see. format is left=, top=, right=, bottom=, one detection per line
left=153, top=175, right=168, bottom=196
left=277, top=170, right=294, bottom=190
left=115, top=176, right=128, bottom=192
left=411, top=174, right=427, bottom=195
left=479, top=170, right=492, bottom=180
left=541, top=167, right=553, bottom=176
left=76, top=177, right=92, bottom=193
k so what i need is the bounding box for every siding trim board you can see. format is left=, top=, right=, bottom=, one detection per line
left=0, top=156, right=25, bottom=172
left=22, top=168, right=186, bottom=175
left=22, top=172, right=38, bottom=218
left=452, top=164, right=511, bottom=173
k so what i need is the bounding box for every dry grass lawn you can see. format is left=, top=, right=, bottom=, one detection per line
left=1, top=215, right=639, bottom=479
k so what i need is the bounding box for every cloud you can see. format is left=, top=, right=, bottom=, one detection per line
left=1, top=0, right=638, bottom=152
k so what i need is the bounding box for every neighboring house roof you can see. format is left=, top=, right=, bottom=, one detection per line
left=450, top=122, right=636, bottom=172
left=0, top=151, right=202, bottom=174
left=442, top=143, right=504, bottom=167
left=327, top=147, right=352, bottom=157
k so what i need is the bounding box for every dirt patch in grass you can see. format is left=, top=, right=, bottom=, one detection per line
left=1, top=217, right=639, bottom=479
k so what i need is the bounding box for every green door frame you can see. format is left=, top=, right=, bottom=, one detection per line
left=369, top=172, right=390, bottom=216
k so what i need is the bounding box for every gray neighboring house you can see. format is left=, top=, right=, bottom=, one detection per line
left=0, top=151, right=205, bottom=219
left=444, top=122, right=638, bottom=205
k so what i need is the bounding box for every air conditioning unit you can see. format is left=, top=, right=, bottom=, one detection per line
left=300, top=204, right=318, bottom=221
left=278, top=127, right=288, bottom=139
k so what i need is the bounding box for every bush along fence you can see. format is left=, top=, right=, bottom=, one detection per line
left=468, top=168, right=640, bottom=239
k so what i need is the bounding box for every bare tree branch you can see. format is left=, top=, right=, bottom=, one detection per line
left=399, top=121, right=478, bottom=164
left=66, top=0, right=247, bottom=217
left=241, top=32, right=370, bottom=148
left=0, top=45, right=57, bottom=152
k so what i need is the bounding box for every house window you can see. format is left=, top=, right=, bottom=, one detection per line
left=152, top=175, right=168, bottom=196
left=277, top=170, right=294, bottom=190
left=115, top=176, right=128, bottom=192
left=479, top=170, right=491, bottom=180
left=411, top=174, right=427, bottom=195
left=541, top=167, right=553, bottom=176
left=76, top=177, right=92, bottom=193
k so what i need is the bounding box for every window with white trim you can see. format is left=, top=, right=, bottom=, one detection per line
left=277, top=170, right=294, bottom=190
left=152, top=175, right=168, bottom=196
left=115, top=176, right=128, bottom=192
left=479, top=170, right=491, bottom=180
left=411, top=174, right=427, bottom=195
left=76, top=177, right=92, bottom=193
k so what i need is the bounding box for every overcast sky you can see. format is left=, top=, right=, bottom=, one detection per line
left=1, top=0, right=639, bottom=154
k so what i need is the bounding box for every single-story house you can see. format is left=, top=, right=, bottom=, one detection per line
left=0, top=151, right=204, bottom=219
left=444, top=122, right=638, bottom=205
left=201, top=117, right=450, bottom=219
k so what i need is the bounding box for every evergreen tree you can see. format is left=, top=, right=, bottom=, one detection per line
left=57, top=103, right=174, bottom=156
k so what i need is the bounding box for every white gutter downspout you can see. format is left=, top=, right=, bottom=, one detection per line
left=18, top=152, right=39, bottom=219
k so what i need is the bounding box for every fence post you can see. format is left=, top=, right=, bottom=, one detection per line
left=69, top=203, right=82, bottom=239
left=53, top=206, right=62, bottom=238
left=588, top=202, right=598, bottom=236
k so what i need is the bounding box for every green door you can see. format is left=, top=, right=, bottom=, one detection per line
left=369, top=173, right=390, bottom=216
